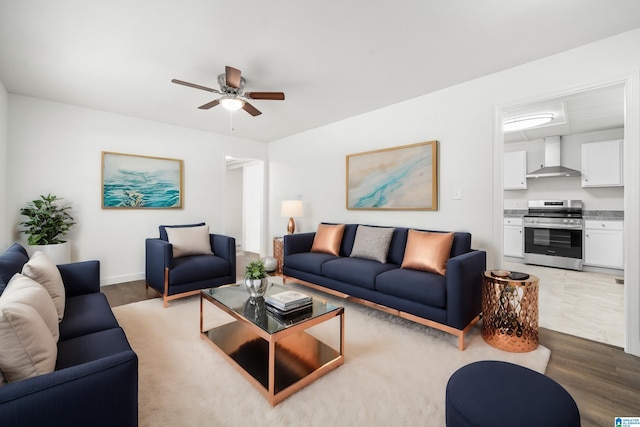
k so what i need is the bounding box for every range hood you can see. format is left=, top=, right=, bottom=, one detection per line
left=525, top=136, right=581, bottom=178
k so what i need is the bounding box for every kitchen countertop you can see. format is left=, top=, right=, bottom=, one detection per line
left=503, top=209, right=624, bottom=220
left=583, top=210, right=624, bottom=221
left=504, top=209, right=527, bottom=218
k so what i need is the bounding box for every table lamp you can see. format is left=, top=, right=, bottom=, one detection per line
left=281, top=200, right=303, bottom=234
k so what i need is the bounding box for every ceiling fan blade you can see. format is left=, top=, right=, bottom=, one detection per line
left=225, top=66, right=242, bottom=89
left=245, top=92, right=285, bottom=101
left=242, top=102, right=262, bottom=116
left=198, top=99, right=220, bottom=110
left=171, top=79, right=219, bottom=93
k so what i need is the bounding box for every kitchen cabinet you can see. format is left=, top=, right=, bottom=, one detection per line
left=581, top=139, right=623, bottom=187
left=504, top=150, right=527, bottom=190
left=503, top=217, right=523, bottom=258
left=584, top=220, right=623, bottom=269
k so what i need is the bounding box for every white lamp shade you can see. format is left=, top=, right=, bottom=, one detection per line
left=281, top=200, right=303, bottom=217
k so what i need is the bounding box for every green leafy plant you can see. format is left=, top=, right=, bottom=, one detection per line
left=19, top=194, right=76, bottom=245
left=244, top=259, right=267, bottom=280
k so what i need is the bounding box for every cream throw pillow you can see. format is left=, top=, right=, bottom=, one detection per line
left=401, top=230, right=454, bottom=275
left=0, top=301, right=58, bottom=383
left=165, top=225, right=214, bottom=258
left=22, top=251, right=66, bottom=321
left=3, top=274, right=59, bottom=342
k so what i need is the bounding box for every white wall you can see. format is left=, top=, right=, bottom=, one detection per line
left=224, top=167, right=243, bottom=245
left=268, top=29, right=640, bottom=355
left=0, top=80, right=7, bottom=249
left=269, top=29, right=640, bottom=263
left=7, top=95, right=267, bottom=284
left=242, top=161, right=264, bottom=254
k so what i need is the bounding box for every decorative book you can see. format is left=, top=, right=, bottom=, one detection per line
left=266, top=303, right=313, bottom=325
left=266, top=290, right=312, bottom=311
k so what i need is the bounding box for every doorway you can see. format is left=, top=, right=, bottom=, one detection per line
left=495, top=77, right=640, bottom=356
left=224, top=156, right=266, bottom=256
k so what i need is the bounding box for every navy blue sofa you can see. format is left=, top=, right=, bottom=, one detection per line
left=283, top=224, right=486, bottom=350
left=145, top=223, right=236, bottom=307
left=0, top=243, right=138, bottom=426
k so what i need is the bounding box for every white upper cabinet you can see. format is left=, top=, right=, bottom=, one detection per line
left=581, top=139, right=623, bottom=187
left=504, top=150, right=527, bottom=190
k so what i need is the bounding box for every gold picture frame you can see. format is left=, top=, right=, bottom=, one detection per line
left=346, top=141, right=438, bottom=210
left=101, top=151, right=184, bottom=209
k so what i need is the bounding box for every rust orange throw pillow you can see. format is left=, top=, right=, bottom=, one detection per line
left=401, top=229, right=454, bottom=275
left=311, top=224, right=345, bottom=256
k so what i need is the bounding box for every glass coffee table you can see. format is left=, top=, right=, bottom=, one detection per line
left=200, top=282, right=345, bottom=406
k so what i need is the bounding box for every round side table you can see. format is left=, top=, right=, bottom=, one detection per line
left=481, top=271, right=539, bottom=352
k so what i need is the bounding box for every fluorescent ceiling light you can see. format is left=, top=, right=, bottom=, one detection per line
left=219, top=96, right=245, bottom=111
left=503, top=113, right=554, bottom=132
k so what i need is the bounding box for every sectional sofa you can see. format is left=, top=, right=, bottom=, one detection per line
left=0, top=243, right=138, bottom=426
left=283, top=223, right=486, bottom=349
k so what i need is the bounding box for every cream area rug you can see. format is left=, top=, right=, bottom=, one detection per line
left=113, top=288, right=550, bottom=427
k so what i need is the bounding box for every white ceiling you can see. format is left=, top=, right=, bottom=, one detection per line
left=503, top=84, right=625, bottom=143
left=1, top=0, right=640, bottom=142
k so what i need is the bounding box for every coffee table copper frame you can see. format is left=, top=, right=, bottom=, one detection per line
left=200, top=283, right=345, bottom=406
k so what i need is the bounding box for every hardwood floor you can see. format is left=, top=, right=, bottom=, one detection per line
left=103, top=253, right=640, bottom=427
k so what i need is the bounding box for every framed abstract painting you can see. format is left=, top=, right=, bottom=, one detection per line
left=346, top=141, right=438, bottom=210
left=101, top=152, right=184, bottom=209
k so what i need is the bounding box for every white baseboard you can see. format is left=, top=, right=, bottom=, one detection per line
left=100, top=273, right=145, bottom=287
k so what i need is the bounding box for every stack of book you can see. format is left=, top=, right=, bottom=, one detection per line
left=265, top=290, right=312, bottom=317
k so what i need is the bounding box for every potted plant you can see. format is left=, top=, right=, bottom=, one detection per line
left=19, top=194, right=76, bottom=264
left=243, top=259, right=269, bottom=299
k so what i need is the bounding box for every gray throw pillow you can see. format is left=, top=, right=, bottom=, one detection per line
left=350, top=225, right=395, bottom=263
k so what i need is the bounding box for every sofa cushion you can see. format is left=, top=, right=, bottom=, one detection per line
left=0, top=302, right=57, bottom=383
left=349, top=225, right=395, bottom=263
left=22, top=251, right=66, bottom=320
left=311, top=223, right=345, bottom=256
left=0, top=243, right=29, bottom=286
left=285, top=252, right=338, bottom=276
left=375, top=268, right=446, bottom=308
left=59, top=293, right=119, bottom=341
left=165, top=224, right=214, bottom=258
left=401, top=230, right=454, bottom=275
left=56, top=327, right=133, bottom=369
left=322, top=257, right=397, bottom=290
left=3, top=274, right=60, bottom=342
left=168, top=254, right=230, bottom=285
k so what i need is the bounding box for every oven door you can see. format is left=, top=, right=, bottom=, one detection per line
left=524, top=226, right=582, bottom=259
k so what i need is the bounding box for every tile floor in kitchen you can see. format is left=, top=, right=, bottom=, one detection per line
left=504, top=260, right=625, bottom=347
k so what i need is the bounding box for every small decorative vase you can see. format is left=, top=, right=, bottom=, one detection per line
left=261, top=256, right=277, bottom=273
left=243, top=277, right=269, bottom=299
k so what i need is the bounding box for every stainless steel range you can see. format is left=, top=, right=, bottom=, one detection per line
left=523, top=200, right=583, bottom=271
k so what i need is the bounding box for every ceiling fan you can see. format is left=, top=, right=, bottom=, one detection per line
left=171, top=66, right=285, bottom=116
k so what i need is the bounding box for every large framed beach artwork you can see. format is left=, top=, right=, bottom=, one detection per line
left=102, top=152, right=183, bottom=209
left=346, top=141, right=438, bottom=210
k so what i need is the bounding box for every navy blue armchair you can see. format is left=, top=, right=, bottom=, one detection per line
left=145, top=223, right=236, bottom=307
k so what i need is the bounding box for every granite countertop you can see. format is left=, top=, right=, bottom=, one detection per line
left=503, top=209, right=624, bottom=221
left=503, top=209, right=527, bottom=218
left=582, top=210, right=624, bottom=221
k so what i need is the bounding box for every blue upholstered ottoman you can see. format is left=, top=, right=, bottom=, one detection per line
left=446, top=361, right=580, bottom=427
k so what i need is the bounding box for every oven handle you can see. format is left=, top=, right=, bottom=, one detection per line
left=523, top=223, right=583, bottom=231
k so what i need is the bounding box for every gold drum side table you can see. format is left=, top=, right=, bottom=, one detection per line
left=273, top=237, right=284, bottom=276
left=481, top=271, right=539, bottom=352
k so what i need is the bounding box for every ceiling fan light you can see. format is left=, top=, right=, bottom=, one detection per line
left=503, top=113, right=554, bottom=132
left=220, top=96, right=245, bottom=111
